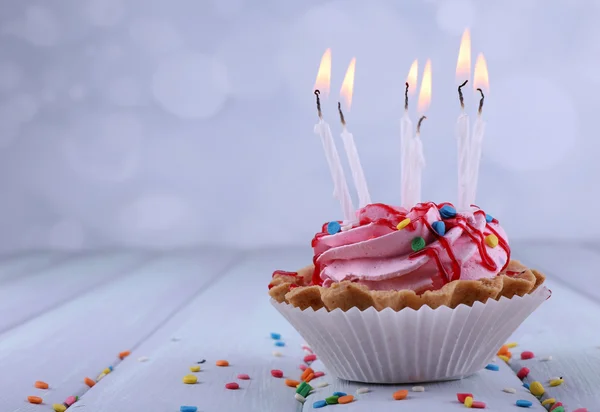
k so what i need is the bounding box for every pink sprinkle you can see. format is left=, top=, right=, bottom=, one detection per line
left=64, top=396, right=77, bottom=406
left=225, top=382, right=239, bottom=390
left=271, top=369, right=283, bottom=378
left=313, top=371, right=325, bottom=378
left=299, top=364, right=308, bottom=371
left=472, top=401, right=486, bottom=409
left=573, top=409, right=588, bottom=412
left=517, top=367, right=530, bottom=380
left=304, top=354, right=317, bottom=363
left=521, top=351, right=535, bottom=360
left=301, top=345, right=313, bottom=353
left=237, top=374, right=250, bottom=380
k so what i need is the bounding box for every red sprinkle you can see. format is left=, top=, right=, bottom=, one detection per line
left=472, top=401, right=486, bottom=409
left=271, top=369, right=284, bottom=378
left=304, top=354, right=317, bottom=363
left=550, top=403, right=564, bottom=412
left=237, top=374, right=250, bottom=380
left=520, top=351, right=535, bottom=360
left=573, top=409, right=588, bottom=412
left=225, top=382, right=239, bottom=390
left=313, top=371, right=325, bottom=378
left=517, top=367, right=530, bottom=380
left=457, top=393, right=473, bottom=403
left=301, top=345, right=313, bottom=353
left=299, top=364, right=308, bottom=371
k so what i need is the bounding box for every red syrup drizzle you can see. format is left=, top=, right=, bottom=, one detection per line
left=269, top=270, right=299, bottom=290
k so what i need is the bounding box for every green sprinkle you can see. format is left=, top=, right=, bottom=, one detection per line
left=552, top=407, right=564, bottom=412
left=411, top=236, right=426, bottom=252
left=296, top=381, right=312, bottom=398
left=325, top=395, right=339, bottom=405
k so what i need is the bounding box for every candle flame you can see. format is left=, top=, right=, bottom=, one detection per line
left=417, top=59, right=432, bottom=114
left=455, top=28, right=471, bottom=83
left=406, top=59, right=418, bottom=96
left=340, top=57, right=356, bottom=111
left=473, top=52, right=489, bottom=93
left=314, top=48, right=332, bottom=97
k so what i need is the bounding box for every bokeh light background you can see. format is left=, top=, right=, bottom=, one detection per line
left=0, top=0, right=596, bottom=252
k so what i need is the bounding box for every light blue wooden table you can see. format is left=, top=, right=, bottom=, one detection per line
left=0, top=243, right=597, bottom=412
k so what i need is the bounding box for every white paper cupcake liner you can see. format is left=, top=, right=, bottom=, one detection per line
left=271, top=286, right=550, bottom=383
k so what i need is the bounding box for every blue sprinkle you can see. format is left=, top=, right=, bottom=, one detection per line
left=180, top=407, right=198, bottom=412
left=275, top=341, right=285, bottom=347
left=439, top=205, right=457, bottom=219
left=270, top=332, right=281, bottom=340
left=313, top=400, right=327, bottom=408
left=327, top=221, right=341, bottom=235
left=108, top=366, right=113, bottom=371
left=516, top=399, right=533, bottom=408
left=333, top=392, right=347, bottom=397
left=431, top=221, right=446, bottom=236
left=485, top=213, right=494, bottom=223
left=522, top=383, right=529, bottom=389
left=485, top=363, right=499, bottom=371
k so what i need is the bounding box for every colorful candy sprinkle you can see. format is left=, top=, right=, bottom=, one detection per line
left=485, top=363, right=499, bottom=371
left=84, top=377, right=95, bottom=387
left=275, top=341, right=285, bottom=347
left=498, top=355, right=510, bottom=362
left=270, top=332, right=281, bottom=340
left=396, top=218, right=411, bottom=230
left=313, top=400, right=327, bottom=408
left=327, top=221, right=341, bottom=235
left=296, top=382, right=313, bottom=397
left=393, top=389, right=408, bottom=400
left=333, top=392, right=347, bottom=397
left=550, top=404, right=564, bottom=412
left=472, top=401, right=486, bottom=409
left=225, top=382, right=239, bottom=390
left=432, top=221, right=446, bottom=235
left=304, top=354, right=317, bottom=363
left=216, top=360, right=229, bottom=367
left=313, top=371, right=325, bottom=378
left=542, top=399, right=556, bottom=406
left=497, top=345, right=509, bottom=355
left=237, top=373, right=250, bottom=380
left=119, top=350, right=130, bottom=359
left=285, top=379, right=300, bottom=387
left=271, top=369, right=284, bottom=378
left=464, top=396, right=474, bottom=407
left=190, top=365, right=201, bottom=372
left=294, top=393, right=306, bottom=403
left=517, top=367, right=530, bottom=379
left=540, top=355, right=553, bottom=361
left=485, top=214, right=494, bottom=223
left=300, top=368, right=314, bottom=380
left=180, top=407, right=198, bottom=412
left=457, top=393, right=473, bottom=403
left=299, top=364, right=307, bottom=371
left=34, top=381, right=49, bottom=389
left=182, top=374, right=197, bottom=384
left=439, top=205, right=457, bottom=219
left=485, top=234, right=499, bottom=248
left=573, top=409, right=589, bottom=412
left=197, top=359, right=206, bottom=364
left=27, top=396, right=43, bottom=404
left=52, top=404, right=67, bottom=412
left=304, top=372, right=315, bottom=382
left=64, top=396, right=77, bottom=406
left=317, top=381, right=329, bottom=388
left=272, top=351, right=282, bottom=357
left=356, top=387, right=370, bottom=394
left=529, top=381, right=544, bottom=396
left=506, top=342, right=518, bottom=348
left=549, top=378, right=564, bottom=387
left=521, top=351, right=535, bottom=360
left=411, top=237, right=426, bottom=252
left=338, top=395, right=354, bottom=404
left=325, top=395, right=339, bottom=404
left=412, top=386, right=425, bottom=392
left=137, top=356, right=149, bottom=362
left=503, top=387, right=516, bottom=394
left=523, top=383, right=530, bottom=390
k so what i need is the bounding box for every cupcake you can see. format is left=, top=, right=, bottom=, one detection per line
left=269, top=202, right=550, bottom=383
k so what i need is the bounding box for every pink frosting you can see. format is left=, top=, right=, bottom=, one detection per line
left=311, top=202, right=510, bottom=294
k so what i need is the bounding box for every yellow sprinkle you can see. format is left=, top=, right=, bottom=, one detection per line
left=396, top=218, right=411, bottom=230
left=529, top=381, right=545, bottom=397
left=103, top=367, right=111, bottom=374
left=182, top=374, right=198, bottom=384
left=542, top=398, right=556, bottom=406
left=485, top=234, right=499, bottom=248
left=505, top=342, right=518, bottom=348
left=53, top=404, right=67, bottom=412
left=464, top=396, right=473, bottom=407
left=190, top=365, right=201, bottom=372
left=549, top=378, right=564, bottom=387
left=498, top=355, right=510, bottom=362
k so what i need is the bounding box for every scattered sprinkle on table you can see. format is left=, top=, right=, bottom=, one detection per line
left=271, top=369, right=283, bottom=378
left=550, top=404, right=564, bottom=412
left=64, top=395, right=77, bottom=406
left=301, top=344, right=312, bottom=353
left=225, top=382, right=239, bottom=390
left=285, top=379, right=300, bottom=387
left=304, top=372, right=315, bottom=382
left=540, top=355, right=553, bottom=361
left=457, top=393, right=473, bottom=403
left=296, top=382, right=312, bottom=398
left=521, top=351, right=534, bottom=360
left=190, top=365, right=201, bottom=372
left=464, top=396, right=473, bottom=407
left=516, top=399, right=533, bottom=407
left=313, top=400, right=327, bottom=408
left=356, top=387, right=369, bottom=394
left=180, top=406, right=198, bottom=412
left=503, top=388, right=516, bottom=394
left=497, top=345, right=509, bottom=356
left=523, top=383, right=529, bottom=389
left=333, top=392, right=346, bottom=397
left=84, top=377, right=95, bottom=387
left=472, top=400, right=486, bottom=408
left=325, top=395, right=339, bottom=404
left=299, top=364, right=307, bottom=371
left=517, top=367, right=530, bottom=379
left=137, top=356, right=149, bottom=362
left=52, top=404, right=66, bottom=412
left=541, top=398, right=556, bottom=406
left=393, top=389, right=408, bottom=400
left=182, top=374, right=198, bottom=384
left=275, top=341, right=285, bottom=347
left=294, top=393, right=306, bottom=403
left=506, top=342, right=518, bottom=348
left=338, top=395, right=354, bottom=404
left=529, top=381, right=545, bottom=396
left=304, top=354, right=317, bottom=363
left=34, top=381, right=49, bottom=389
left=27, top=396, right=43, bottom=404
left=485, top=363, right=499, bottom=371
left=498, top=355, right=510, bottom=362
left=272, top=351, right=282, bottom=357
left=412, top=386, right=425, bottom=392
left=118, top=350, right=130, bottom=359
left=237, top=373, right=250, bottom=380
left=197, top=359, right=206, bottom=364
left=301, top=368, right=314, bottom=380
left=317, top=381, right=329, bottom=388
left=573, top=408, right=588, bottom=412
left=216, top=360, right=229, bottom=367
left=549, top=378, right=564, bottom=387
left=313, top=371, right=325, bottom=378
left=270, top=332, right=281, bottom=340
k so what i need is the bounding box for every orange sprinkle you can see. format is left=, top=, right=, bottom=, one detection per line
left=393, top=389, right=409, bottom=400
left=300, top=367, right=314, bottom=381
left=119, top=350, right=131, bottom=360
left=338, top=395, right=354, bottom=404
left=216, top=360, right=229, bottom=367
left=506, top=351, right=512, bottom=359
left=497, top=345, right=509, bottom=356
left=34, top=381, right=49, bottom=389
left=285, top=379, right=300, bottom=388
left=84, top=377, right=95, bottom=387
left=27, top=396, right=43, bottom=404
left=304, top=373, right=315, bottom=382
